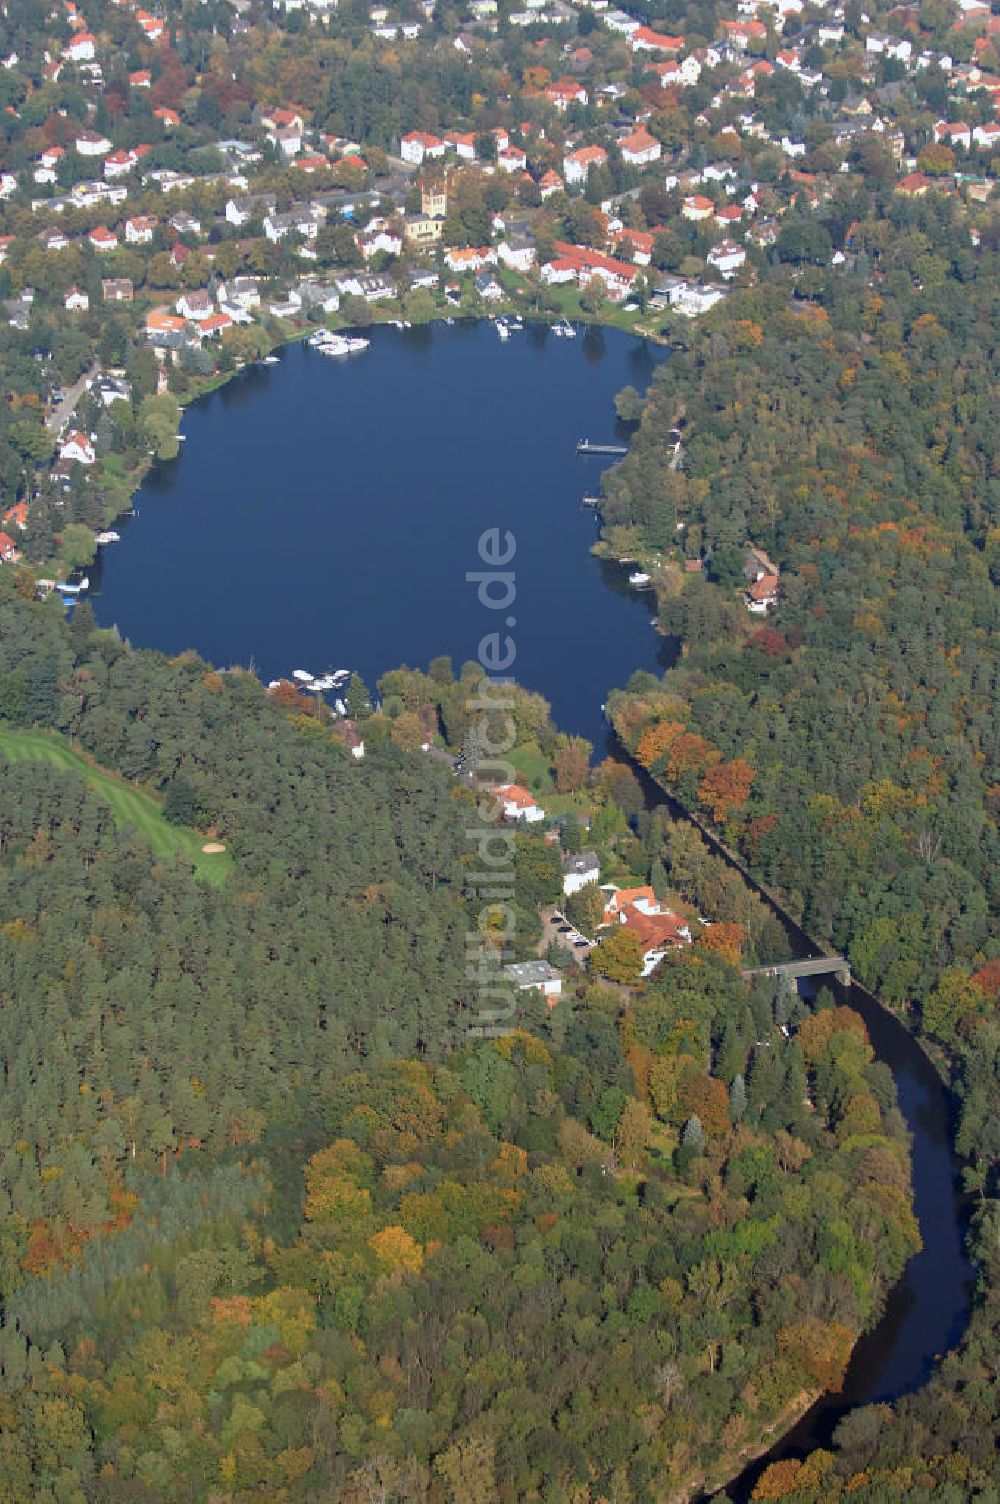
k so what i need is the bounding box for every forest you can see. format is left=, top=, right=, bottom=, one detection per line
left=598, top=188, right=1000, bottom=1501
left=0, top=578, right=922, bottom=1501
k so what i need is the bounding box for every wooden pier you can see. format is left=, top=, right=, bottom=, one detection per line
left=576, top=440, right=628, bottom=456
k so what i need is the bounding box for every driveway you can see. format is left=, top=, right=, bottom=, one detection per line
left=46, top=362, right=100, bottom=435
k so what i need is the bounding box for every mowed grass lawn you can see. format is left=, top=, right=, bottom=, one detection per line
left=0, top=728, right=231, bottom=885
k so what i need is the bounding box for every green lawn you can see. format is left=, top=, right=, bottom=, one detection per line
left=0, top=728, right=231, bottom=885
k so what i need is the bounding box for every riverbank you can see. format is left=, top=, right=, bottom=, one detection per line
left=611, top=736, right=973, bottom=1501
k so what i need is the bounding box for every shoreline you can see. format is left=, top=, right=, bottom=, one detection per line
left=36, top=306, right=669, bottom=590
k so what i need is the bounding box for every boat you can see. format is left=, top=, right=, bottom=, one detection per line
left=263, top=355, right=279, bottom=365
left=56, top=576, right=90, bottom=596
left=495, top=318, right=509, bottom=340
left=95, top=530, right=120, bottom=544
left=292, top=669, right=314, bottom=683
left=558, top=319, right=576, bottom=338
left=628, top=571, right=651, bottom=586
left=334, top=698, right=347, bottom=716
left=343, top=336, right=370, bottom=352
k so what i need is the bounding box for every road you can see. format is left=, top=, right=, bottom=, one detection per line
left=46, top=362, right=100, bottom=436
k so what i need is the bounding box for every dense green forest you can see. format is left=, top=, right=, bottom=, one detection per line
left=600, top=190, right=1000, bottom=1501
left=0, top=581, right=919, bottom=1500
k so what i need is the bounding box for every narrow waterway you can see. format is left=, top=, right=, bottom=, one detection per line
left=623, top=754, right=974, bottom=1500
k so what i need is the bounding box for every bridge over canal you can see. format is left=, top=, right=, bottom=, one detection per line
left=742, top=955, right=852, bottom=987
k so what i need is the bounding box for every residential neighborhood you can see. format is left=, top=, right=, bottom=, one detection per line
left=0, top=0, right=998, bottom=583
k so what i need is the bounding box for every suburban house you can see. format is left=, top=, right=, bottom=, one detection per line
left=125, top=214, right=157, bottom=244
left=497, top=144, right=528, bottom=172
left=496, top=783, right=546, bottom=822
left=101, top=278, right=134, bottom=302
left=503, top=960, right=563, bottom=1001
left=612, top=227, right=654, bottom=265
left=176, top=290, right=214, bottom=321
left=707, top=239, right=746, bottom=277
left=562, top=851, right=600, bottom=895
left=564, top=144, right=607, bottom=184
left=619, top=127, right=662, bottom=165
left=75, top=130, right=111, bottom=157
left=64, top=286, right=89, bottom=311
left=746, top=574, right=779, bottom=612
left=88, top=226, right=118, bottom=252
left=400, top=130, right=446, bottom=165
left=497, top=234, right=536, bottom=271
left=630, top=24, right=684, bottom=52
left=60, top=430, right=95, bottom=466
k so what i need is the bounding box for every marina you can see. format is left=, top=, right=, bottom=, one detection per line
left=307, top=329, right=371, bottom=357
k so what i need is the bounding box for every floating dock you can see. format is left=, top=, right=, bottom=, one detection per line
left=576, top=440, right=628, bottom=456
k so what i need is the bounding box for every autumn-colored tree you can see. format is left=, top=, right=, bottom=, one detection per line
left=836, top=1092, right=881, bottom=1141
left=553, top=736, right=591, bottom=792
left=971, top=959, right=1000, bottom=999
left=752, top=1458, right=804, bottom=1499
left=304, top=1140, right=372, bottom=1226
left=636, top=718, right=685, bottom=770
left=922, top=967, right=984, bottom=1044
left=589, top=926, right=645, bottom=983
left=668, top=731, right=721, bottom=781
left=695, top=922, right=745, bottom=966
left=368, top=1224, right=424, bottom=1275
left=679, top=1071, right=730, bottom=1138
left=778, top=1317, right=854, bottom=1390
left=917, top=142, right=955, bottom=175
left=797, top=1006, right=868, bottom=1066
left=615, top=1097, right=651, bottom=1170
left=697, top=758, right=755, bottom=822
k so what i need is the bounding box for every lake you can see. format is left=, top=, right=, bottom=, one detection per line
left=93, top=320, right=675, bottom=749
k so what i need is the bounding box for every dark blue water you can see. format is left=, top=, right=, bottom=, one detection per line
left=93, top=321, right=674, bottom=748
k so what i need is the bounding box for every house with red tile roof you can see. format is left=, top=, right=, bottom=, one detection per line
left=563, top=143, right=607, bottom=184
left=496, top=783, right=546, bottom=822
left=620, top=126, right=661, bottom=165
left=88, top=225, right=118, bottom=251
left=630, top=25, right=684, bottom=53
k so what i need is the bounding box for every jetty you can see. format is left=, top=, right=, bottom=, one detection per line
left=577, top=440, right=628, bottom=456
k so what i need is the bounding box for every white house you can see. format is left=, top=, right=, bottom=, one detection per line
left=75, top=130, right=112, bottom=157
left=175, top=290, right=214, bottom=320
left=60, top=430, right=95, bottom=466
left=496, top=782, right=545, bottom=822
left=563, top=144, right=607, bottom=184
left=64, top=286, right=89, bottom=311
left=400, top=130, right=445, bottom=166
left=497, top=237, right=536, bottom=272
left=619, top=127, right=661, bottom=166
left=497, top=144, right=528, bottom=172
left=707, top=239, right=746, bottom=278
left=562, top=851, right=600, bottom=896
left=125, top=215, right=157, bottom=244
left=668, top=281, right=727, bottom=316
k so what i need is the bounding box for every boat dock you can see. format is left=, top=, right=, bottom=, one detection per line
left=577, top=440, right=628, bottom=456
